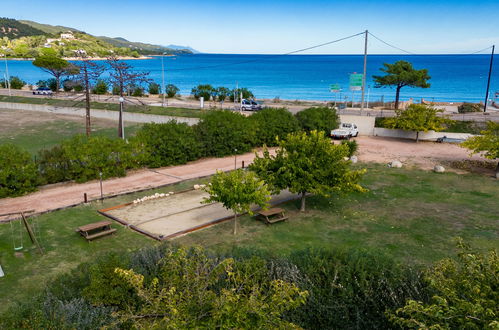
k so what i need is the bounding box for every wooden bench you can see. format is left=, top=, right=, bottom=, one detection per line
left=257, top=207, right=288, bottom=225
left=76, top=220, right=116, bottom=241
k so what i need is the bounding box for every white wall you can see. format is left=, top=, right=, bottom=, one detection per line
left=339, top=114, right=375, bottom=136
left=373, top=127, right=475, bottom=141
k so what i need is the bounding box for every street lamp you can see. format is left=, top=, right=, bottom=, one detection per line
left=119, top=96, right=125, bottom=139
left=1, top=48, right=11, bottom=96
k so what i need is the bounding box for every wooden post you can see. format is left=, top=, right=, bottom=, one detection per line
left=21, top=212, right=43, bottom=254
left=84, top=193, right=88, bottom=203
left=242, top=160, right=245, bottom=168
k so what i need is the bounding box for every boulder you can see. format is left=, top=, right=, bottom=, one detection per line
left=388, top=160, right=403, bottom=168
left=350, top=155, right=358, bottom=163
left=434, top=165, right=445, bottom=173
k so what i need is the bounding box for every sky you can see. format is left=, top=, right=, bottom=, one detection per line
left=3, top=0, right=499, bottom=54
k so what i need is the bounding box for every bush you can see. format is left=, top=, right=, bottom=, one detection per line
left=148, top=82, right=160, bottom=95
left=215, top=86, right=230, bottom=103
left=111, top=84, right=121, bottom=95
left=61, top=135, right=139, bottom=183
left=229, top=87, right=254, bottom=102
left=0, top=144, right=39, bottom=197
left=130, top=86, right=144, bottom=97
left=191, top=84, right=214, bottom=100
left=47, top=78, right=58, bottom=92
left=295, top=106, right=340, bottom=133
left=1, top=76, right=26, bottom=89
left=248, top=107, right=300, bottom=146
left=458, top=102, right=482, bottom=113
left=62, top=79, right=81, bottom=92
left=166, top=84, right=179, bottom=98
left=36, top=79, right=48, bottom=88
left=133, top=121, right=202, bottom=168
left=195, top=110, right=256, bottom=157
left=92, top=80, right=108, bottom=95
left=37, top=145, right=72, bottom=184
left=341, top=140, right=358, bottom=157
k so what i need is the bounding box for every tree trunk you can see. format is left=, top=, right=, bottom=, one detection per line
left=394, top=85, right=401, bottom=109
left=84, top=74, right=91, bottom=137
left=495, top=161, right=499, bottom=179
left=300, top=192, right=306, bottom=212
left=416, top=131, right=419, bottom=143
left=233, top=212, right=237, bottom=235
left=55, top=76, right=60, bottom=94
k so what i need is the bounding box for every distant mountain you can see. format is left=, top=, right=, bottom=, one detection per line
left=19, top=20, right=80, bottom=35
left=167, top=44, right=200, bottom=54
left=0, top=17, right=46, bottom=38
left=98, top=36, right=193, bottom=55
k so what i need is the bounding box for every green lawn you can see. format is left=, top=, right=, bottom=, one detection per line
left=0, top=165, right=497, bottom=314
left=0, top=95, right=204, bottom=118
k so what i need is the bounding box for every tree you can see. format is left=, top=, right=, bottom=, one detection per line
left=92, top=79, right=108, bottom=95
left=148, top=82, right=160, bottom=95
left=0, top=144, right=39, bottom=197
left=203, top=169, right=271, bottom=235
left=248, top=107, right=301, bottom=146
left=388, top=240, right=498, bottom=329
left=107, top=56, right=151, bottom=138
left=166, top=84, right=179, bottom=98
left=0, top=76, right=25, bottom=89
left=229, top=87, right=254, bottom=102
left=295, top=106, right=339, bottom=133
left=191, top=84, right=214, bottom=100
left=250, top=130, right=366, bottom=212
left=385, top=104, right=449, bottom=142
left=215, top=86, right=230, bottom=107
left=74, top=58, right=104, bottom=136
left=373, top=60, right=431, bottom=109
left=32, top=55, right=78, bottom=93
left=462, top=121, right=499, bottom=178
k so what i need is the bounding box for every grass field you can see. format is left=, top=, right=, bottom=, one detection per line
left=0, top=165, right=497, bottom=314
left=0, top=109, right=141, bottom=154
left=0, top=95, right=204, bottom=118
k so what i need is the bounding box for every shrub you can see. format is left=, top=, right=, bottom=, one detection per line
left=0, top=144, right=39, bottom=197
left=191, top=84, right=214, bottom=100
left=166, top=84, right=179, bottom=98
left=133, top=121, right=202, bottom=168
left=47, top=78, right=58, bottom=92
left=215, top=86, right=230, bottom=103
left=229, top=87, right=254, bottom=102
left=130, top=86, right=144, bottom=97
left=295, top=106, right=340, bottom=133
left=111, top=84, right=121, bottom=95
left=62, top=79, right=80, bottom=92
left=248, top=107, right=300, bottom=146
left=341, top=139, right=358, bottom=157
left=36, top=79, right=48, bottom=88
left=92, top=80, right=108, bottom=95
left=37, top=145, right=72, bottom=184
left=195, top=110, right=256, bottom=157
left=2, top=76, right=26, bottom=89
left=458, top=102, right=482, bottom=113
left=148, top=82, right=160, bottom=95
left=61, top=135, right=139, bottom=183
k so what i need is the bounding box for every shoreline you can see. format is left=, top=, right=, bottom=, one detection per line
left=2, top=56, right=153, bottom=61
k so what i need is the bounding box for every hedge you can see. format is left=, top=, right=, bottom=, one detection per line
left=295, top=106, right=340, bottom=133
left=0, top=144, right=39, bottom=198
left=248, top=107, right=300, bottom=146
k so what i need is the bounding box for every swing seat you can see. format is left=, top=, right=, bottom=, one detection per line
left=14, top=246, right=23, bottom=251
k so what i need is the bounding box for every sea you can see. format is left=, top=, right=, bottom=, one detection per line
left=2, top=54, right=498, bottom=103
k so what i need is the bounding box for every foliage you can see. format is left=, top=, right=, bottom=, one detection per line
left=341, top=139, right=358, bottom=157
left=92, top=79, right=108, bottom=95
left=229, top=87, right=254, bottom=101
left=36, top=79, right=47, bottom=88
left=444, top=120, right=486, bottom=134
left=249, top=107, right=301, bottom=146
left=203, top=169, right=271, bottom=234
left=285, top=248, right=428, bottom=329
left=458, top=102, right=482, bottom=113
left=295, top=106, right=340, bottom=133
left=114, top=246, right=307, bottom=328
left=250, top=130, right=366, bottom=211
left=389, top=240, right=498, bottom=329
left=0, top=17, right=47, bottom=38
left=36, top=145, right=71, bottom=184
left=61, top=135, right=139, bottom=182
left=166, top=83, right=179, bottom=98
left=373, top=60, right=431, bottom=109
left=0, top=144, right=39, bottom=197
left=384, top=104, right=449, bottom=142
left=215, top=86, right=230, bottom=103
left=195, top=110, right=256, bottom=157
left=0, top=76, right=26, bottom=89
left=32, top=54, right=79, bottom=92
left=148, top=82, right=160, bottom=95
left=133, top=121, right=202, bottom=168
left=47, top=78, right=58, bottom=91
left=462, top=121, right=499, bottom=161
left=191, top=84, right=214, bottom=100
left=61, top=79, right=82, bottom=92
left=130, top=86, right=144, bottom=97
left=106, top=56, right=150, bottom=97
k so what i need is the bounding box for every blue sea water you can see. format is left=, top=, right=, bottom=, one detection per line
left=2, top=54, right=498, bottom=103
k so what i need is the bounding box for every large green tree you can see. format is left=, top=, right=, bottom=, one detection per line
left=203, top=169, right=270, bottom=235
left=373, top=60, right=431, bottom=109
left=250, top=130, right=366, bottom=212
left=462, top=121, right=499, bottom=178
left=389, top=240, right=498, bottom=329
left=0, top=144, right=39, bottom=197
left=385, top=104, right=449, bottom=142
left=32, top=54, right=78, bottom=93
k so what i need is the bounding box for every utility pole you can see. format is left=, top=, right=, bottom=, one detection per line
left=484, top=45, right=495, bottom=112
left=161, top=53, right=166, bottom=107
left=360, top=30, right=368, bottom=111
left=2, top=51, right=11, bottom=96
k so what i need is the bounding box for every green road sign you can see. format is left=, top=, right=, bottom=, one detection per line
left=349, top=73, right=363, bottom=91
left=330, top=83, right=341, bottom=92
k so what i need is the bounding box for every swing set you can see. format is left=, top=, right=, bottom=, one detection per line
left=1, top=210, right=44, bottom=254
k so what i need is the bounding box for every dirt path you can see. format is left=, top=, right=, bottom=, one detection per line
left=0, top=137, right=489, bottom=220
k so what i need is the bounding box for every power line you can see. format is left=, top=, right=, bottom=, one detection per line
left=368, top=32, right=416, bottom=54
left=465, top=45, right=493, bottom=55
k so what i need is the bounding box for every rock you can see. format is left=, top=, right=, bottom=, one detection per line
left=169, top=191, right=174, bottom=194
left=434, top=165, right=445, bottom=173
left=388, top=160, right=402, bottom=168
left=194, top=184, right=200, bottom=190
left=350, top=155, right=358, bottom=163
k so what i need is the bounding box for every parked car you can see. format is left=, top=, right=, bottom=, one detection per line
left=331, top=123, right=359, bottom=139
left=33, top=87, right=53, bottom=95
left=241, top=99, right=262, bottom=111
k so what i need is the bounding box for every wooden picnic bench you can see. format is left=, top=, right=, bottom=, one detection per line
left=76, top=220, right=116, bottom=241
left=257, top=207, right=288, bottom=225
